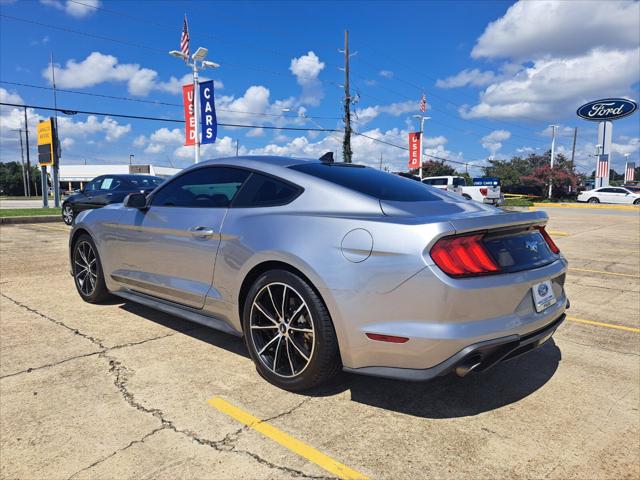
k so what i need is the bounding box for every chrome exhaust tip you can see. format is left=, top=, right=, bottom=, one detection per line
left=455, top=355, right=483, bottom=377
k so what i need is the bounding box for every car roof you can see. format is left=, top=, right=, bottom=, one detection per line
left=198, top=155, right=319, bottom=168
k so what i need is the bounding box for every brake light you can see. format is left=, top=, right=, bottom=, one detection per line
left=430, top=233, right=500, bottom=277
left=535, top=226, right=560, bottom=254
left=480, top=188, right=488, bottom=196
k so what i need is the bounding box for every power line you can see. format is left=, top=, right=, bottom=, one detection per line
left=0, top=102, right=342, bottom=132
left=0, top=81, right=343, bottom=120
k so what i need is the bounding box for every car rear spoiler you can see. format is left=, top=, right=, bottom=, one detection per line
left=448, top=210, right=548, bottom=235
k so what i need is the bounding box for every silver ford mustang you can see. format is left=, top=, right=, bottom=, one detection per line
left=69, top=156, right=568, bottom=391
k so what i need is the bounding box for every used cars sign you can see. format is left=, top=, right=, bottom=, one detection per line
left=577, top=98, right=638, bottom=121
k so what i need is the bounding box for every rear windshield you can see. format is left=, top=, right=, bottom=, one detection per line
left=289, top=163, right=440, bottom=202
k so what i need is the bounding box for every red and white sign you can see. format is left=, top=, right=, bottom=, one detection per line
left=182, top=84, right=195, bottom=146
left=596, top=154, right=609, bottom=178
left=625, top=162, right=635, bottom=183
left=408, top=132, right=421, bottom=169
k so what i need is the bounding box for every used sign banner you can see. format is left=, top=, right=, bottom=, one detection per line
left=182, top=84, right=195, bottom=146
left=408, top=132, right=421, bottom=169
left=199, top=80, right=217, bottom=144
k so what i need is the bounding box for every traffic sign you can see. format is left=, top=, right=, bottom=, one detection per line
left=36, top=118, right=58, bottom=167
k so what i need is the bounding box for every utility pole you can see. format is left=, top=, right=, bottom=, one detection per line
left=12, top=129, right=28, bottom=196
left=548, top=124, right=557, bottom=199
left=341, top=30, right=353, bottom=163
left=379, top=153, right=383, bottom=170
left=50, top=52, right=61, bottom=207
left=236, top=139, right=239, bottom=156
left=23, top=107, right=32, bottom=197
left=570, top=127, right=577, bottom=172
left=129, top=154, right=134, bottom=165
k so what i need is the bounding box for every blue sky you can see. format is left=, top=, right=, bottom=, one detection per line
left=1, top=0, right=639, bottom=175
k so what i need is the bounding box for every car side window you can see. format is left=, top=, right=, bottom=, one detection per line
left=599, top=188, right=615, bottom=193
left=100, top=177, right=122, bottom=191
left=84, top=178, right=102, bottom=192
left=611, top=188, right=627, bottom=194
left=151, top=167, right=250, bottom=208
left=232, top=173, right=301, bottom=208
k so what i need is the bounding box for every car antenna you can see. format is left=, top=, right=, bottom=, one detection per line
left=319, top=152, right=334, bottom=164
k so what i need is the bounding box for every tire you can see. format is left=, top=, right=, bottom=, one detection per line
left=588, top=197, right=600, bottom=204
left=62, top=203, right=75, bottom=225
left=72, top=233, right=110, bottom=303
left=242, top=269, right=340, bottom=391
left=634, top=199, right=640, bottom=205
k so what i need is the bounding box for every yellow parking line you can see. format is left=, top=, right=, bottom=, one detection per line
left=207, top=396, right=368, bottom=480
left=532, top=202, right=639, bottom=211
left=547, top=230, right=569, bottom=236
left=570, top=267, right=639, bottom=278
left=566, top=316, right=640, bottom=333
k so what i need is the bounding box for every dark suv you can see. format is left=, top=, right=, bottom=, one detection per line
left=62, top=174, right=164, bottom=225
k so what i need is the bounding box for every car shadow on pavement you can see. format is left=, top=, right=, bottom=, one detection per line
left=316, top=341, right=562, bottom=419
left=117, top=300, right=562, bottom=419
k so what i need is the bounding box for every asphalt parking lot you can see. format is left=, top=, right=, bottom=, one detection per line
left=1, top=207, right=638, bottom=480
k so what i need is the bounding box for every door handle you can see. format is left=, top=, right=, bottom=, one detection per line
left=189, top=226, right=216, bottom=238
left=106, top=193, right=113, bottom=197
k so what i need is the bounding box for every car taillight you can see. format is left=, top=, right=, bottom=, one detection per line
left=535, top=226, right=560, bottom=254
left=480, top=187, right=488, bottom=196
left=430, top=233, right=500, bottom=277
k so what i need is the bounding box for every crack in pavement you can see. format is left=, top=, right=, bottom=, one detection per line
left=3, top=292, right=332, bottom=479
left=66, top=426, right=167, bottom=480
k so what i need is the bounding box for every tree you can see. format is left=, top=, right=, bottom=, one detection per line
left=0, top=162, right=41, bottom=196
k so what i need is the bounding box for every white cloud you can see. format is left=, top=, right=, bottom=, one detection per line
left=40, top=0, right=101, bottom=18
left=472, top=0, right=640, bottom=60
left=481, top=130, right=511, bottom=156
left=379, top=70, right=394, bottom=78
left=0, top=87, right=23, bottom=105
left=436, top=69, right=496, bottom=88
left=459, top=1, right=640, bottom=122
left=460, top=48, right=640, bottom=121
left=246, top=128, right=264, bottom=137
left=354, top=100, right=419, bottom=126
left=42, top=52, right=223, bottom=97
left=57, top=115, right=131, bottom=142
left=289, top=51, right=325, bottom=106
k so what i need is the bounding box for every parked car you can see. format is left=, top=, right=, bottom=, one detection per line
left=577, top=187, right=640, bottom=205
left=422, top=175, right=503, bottom=205
left=62, top=174, right=164, bottom=225
left=69, top=156, right=568, bottom=391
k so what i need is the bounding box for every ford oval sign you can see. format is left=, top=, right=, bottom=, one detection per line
left=577, top=98, right=638, bottom=121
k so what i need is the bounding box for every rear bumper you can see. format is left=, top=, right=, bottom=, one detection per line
left=344, top=311, right=566, bottom=381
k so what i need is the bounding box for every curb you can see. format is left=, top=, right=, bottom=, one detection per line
left=0, top=216, right=62, bottom=225
left=531, top=203, right=639, bottom=212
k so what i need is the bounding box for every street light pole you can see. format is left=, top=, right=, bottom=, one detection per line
left=413, top=114, right=430, bottom=180
left=548, top=124, right=557, bottom=198
left=169, top=47, right=219, bottom=165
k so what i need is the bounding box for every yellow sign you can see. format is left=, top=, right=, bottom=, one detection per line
left=37, top=119, right=55, bottom=166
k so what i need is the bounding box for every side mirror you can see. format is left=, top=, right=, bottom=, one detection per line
left=124, top=192, right=148, bottom=209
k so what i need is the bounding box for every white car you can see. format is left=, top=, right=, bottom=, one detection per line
left=577, top=187, right=640, bottom=205
left=422, top=176, right=503, bottom=205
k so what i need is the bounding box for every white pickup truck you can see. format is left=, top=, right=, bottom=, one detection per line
left=422, top=176, right=503, bottom=205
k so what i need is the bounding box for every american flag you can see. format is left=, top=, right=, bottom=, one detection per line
left=625, top=162, right=636, bottom=183
left=180, top=15, right=190, bottom=59
left=419, top=94, right=426, bottom=113
left=596, top=154, right=609, bottom=178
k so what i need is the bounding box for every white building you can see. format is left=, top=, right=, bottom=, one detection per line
left=59, top=164, right=181, bottom=191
